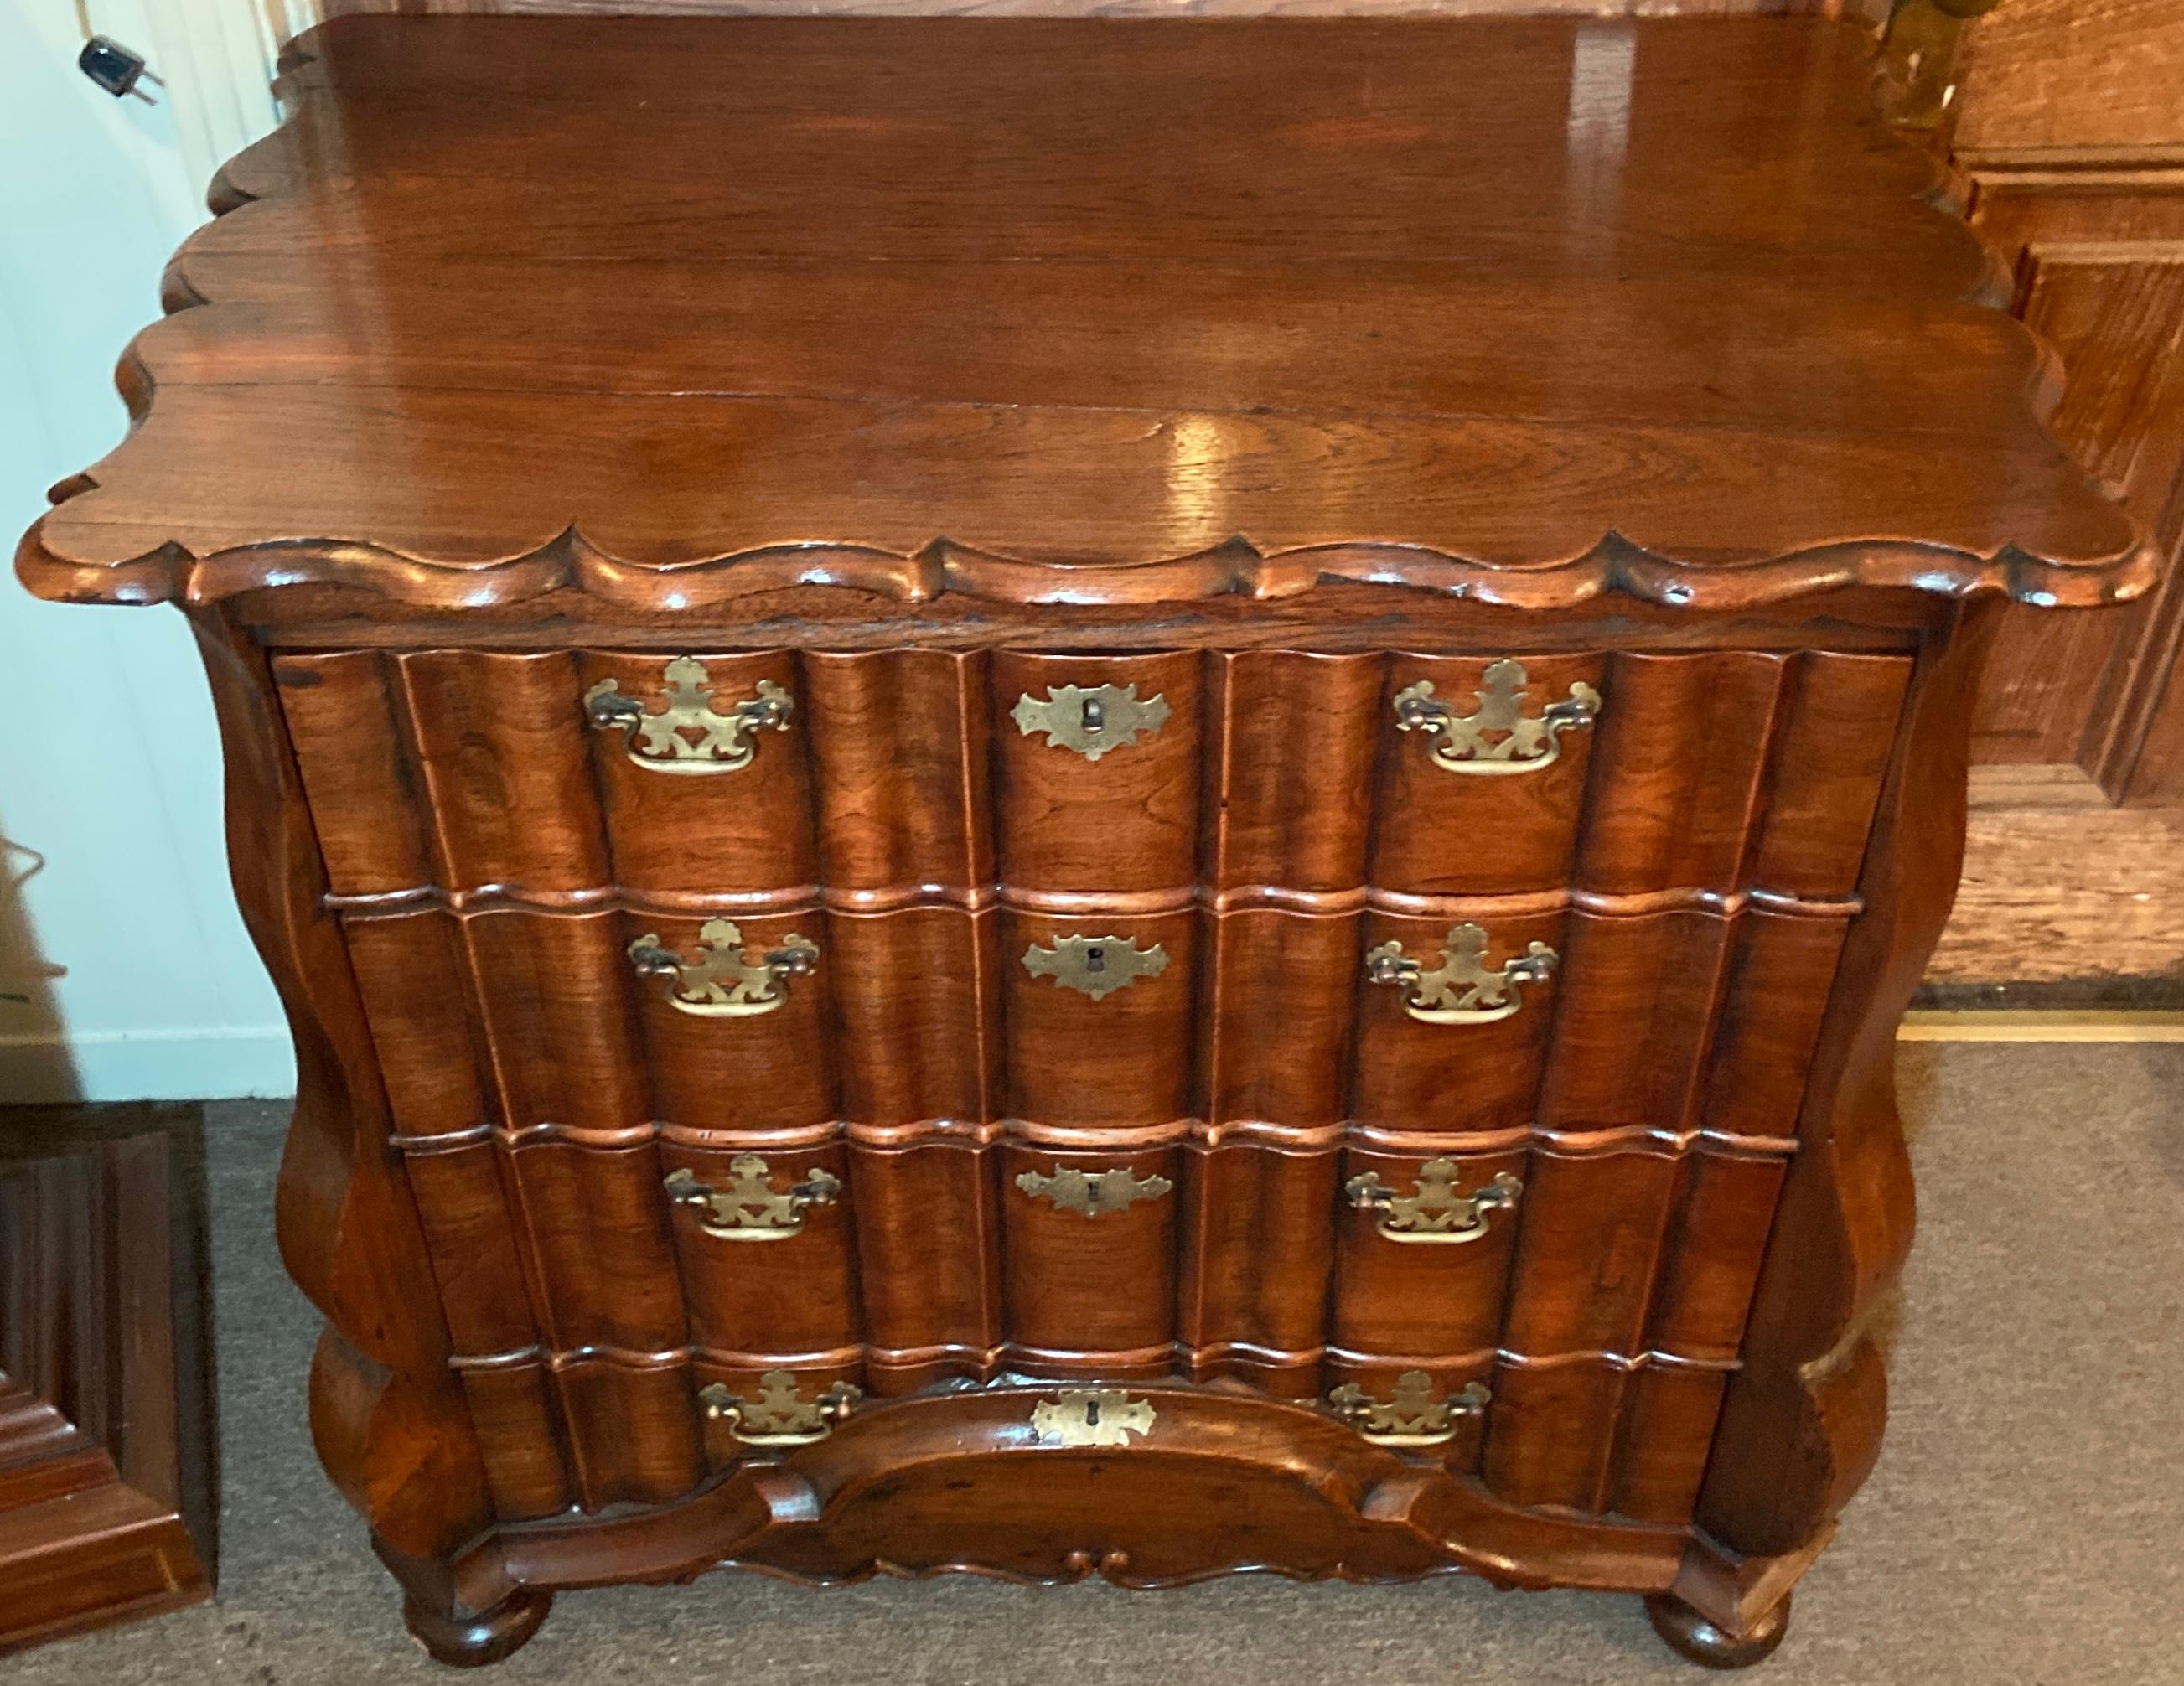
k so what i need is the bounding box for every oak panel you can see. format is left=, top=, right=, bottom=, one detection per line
left=1176, top=1144, right=1338, bottom=1397
left=396, top=650, right=612, bottom=892
left=1001, top=910, right=1198, bottom=1129
left=803, top=649, right=991, bottom=893
left=1749, top=652, right=1914, bottom=898
left=1203, top=910, right=1358, bottom=1129
left=1329, top=1144, right=1526, bottom=1360
left=998, top=1142, right=1180, bottom=1367
left=992, top=651, right=1203, bottom=893
left=580, top=649, right=815, bottom=896
left=1208, top=650, right=1381, bottom=892
left=272, top=650, right=430, bottom=895
left=827, top=908, right=994, bottom=1129
left=1349, top=907, right=1566, bottom=1135
left=665, top=1141, right=859, bottom=1357
left=1575, top=651, right=1786, bottom=895
left=847, top=1145, right=1001, bottom=1393
left=1537, top=911, right=1735, bottom=1134
left=1498, top=1150, right=1681, bottom=1358
left=1370, top=654, right=1608, bottom=895
left=621, top=910, right=835, bottom=1135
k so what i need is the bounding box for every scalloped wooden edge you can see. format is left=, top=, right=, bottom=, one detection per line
left=13, top=19, right=2157, bottom=621
left=16, top=516, right=2158, bottom=617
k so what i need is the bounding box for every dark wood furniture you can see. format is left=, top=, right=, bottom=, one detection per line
left=1921, top=0, right=2184, bottom=992
left=14, top=15, right=2147, bottom=1668
left=0, top=1107, right=215, bottom=1655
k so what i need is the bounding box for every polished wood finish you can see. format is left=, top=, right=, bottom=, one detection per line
left=0, top=1107, right=214, bottom=1655
left=1924, top=0, right=2184, bottom=984
left=13, top=15, right=2143, bottom=1669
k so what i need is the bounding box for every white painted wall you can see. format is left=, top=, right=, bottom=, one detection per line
left=1, top=0, right=291, bottom=1099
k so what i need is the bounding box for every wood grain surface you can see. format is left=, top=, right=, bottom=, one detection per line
left=9, top=13, right=2149, bottom=1668
left=14, top=16, right=2146, bottom=618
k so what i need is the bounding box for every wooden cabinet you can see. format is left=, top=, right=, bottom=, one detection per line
left=14, top=14, right=2147, bottom=1670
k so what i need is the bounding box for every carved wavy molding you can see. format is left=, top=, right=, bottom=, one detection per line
left=478, top=1389, right=1694, bottom=1595
left=324, top=879, right=1861, bottom=924
left=20, top=514, right=2155, bottom=617
left=445, top=1339, right=1735, bottom=1380
left=386, top=1115, right=1799, bottom=1161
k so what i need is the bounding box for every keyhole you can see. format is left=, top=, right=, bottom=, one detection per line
left=1084, top=945, right=1106, bottom=973
left=1083, top=1399, right=1102, bottom=1426
left=1081, top=696, right=1105, bottom=734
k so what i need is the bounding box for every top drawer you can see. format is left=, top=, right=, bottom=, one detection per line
left=272, top=645, right=1911, bottom=905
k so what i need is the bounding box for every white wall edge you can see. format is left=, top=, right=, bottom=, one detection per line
left=0, top=1026, right=297, bottom=1104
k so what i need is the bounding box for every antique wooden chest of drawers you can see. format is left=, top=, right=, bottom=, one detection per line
left=17, top=13, right=2149, bottom=1670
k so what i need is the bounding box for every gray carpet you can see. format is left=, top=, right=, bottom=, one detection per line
left=15, top=1043, right=2182, bottom=1683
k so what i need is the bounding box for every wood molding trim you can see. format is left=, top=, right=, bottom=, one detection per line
left=0, top=1108, right=215, bottom=1656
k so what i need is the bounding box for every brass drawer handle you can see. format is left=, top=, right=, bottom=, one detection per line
left=1393, top=658, right=1599, bottom=775
left=1016, top=1164, right=1172, bottom=1216
left=1366, top=923, right=1555, bottom=1024
left=585, top=655, right=792, bottom=773
left=1012, top=682, right=1169, bottom=760
left=1347, top=1162, right=1521, bottom=1244
left=629, top=918, right=818, bottom=1016
left=665, top=1155, right=839, bottom=1240
left=1329, top=1372, right=1491, bottom=1446
left=1021, top=933, right=1168, bottom=1001
left=1030, top=1387, right=1157, bottom=1448
left=699, top=1370, right=861, bottom=1446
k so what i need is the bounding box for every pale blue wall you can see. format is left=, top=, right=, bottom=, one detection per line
left=0, top=1, right=292, bottom=1099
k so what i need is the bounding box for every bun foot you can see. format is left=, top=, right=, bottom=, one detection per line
left=401, top=1586, right=553, bottom=1668
left=1643, top=1590, right=1791, bottom=1669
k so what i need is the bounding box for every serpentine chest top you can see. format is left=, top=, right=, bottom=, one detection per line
left=16, top=13, right=2148, bottom=1669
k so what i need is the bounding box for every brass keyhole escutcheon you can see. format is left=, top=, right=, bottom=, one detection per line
left=1012, top=682, right=1168, bottom=760
left=1022, top=934, right=1167, bottom=1001
left=1030, top=1388, right=1157, bottom=1448
left=1016, top=1163, right=1172, bottom=1216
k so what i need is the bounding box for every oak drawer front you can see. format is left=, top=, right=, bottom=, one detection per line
left=277, top=644, right=1910, bottom=908
left=283, top=640, right=1909, bottom=1528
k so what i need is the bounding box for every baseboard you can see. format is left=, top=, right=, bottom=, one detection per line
left=0, top=1028, right=297, bottom=1104
left=1899, top=1010, right=2184, bottom=1043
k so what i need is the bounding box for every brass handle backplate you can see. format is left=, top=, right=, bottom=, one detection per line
left=700, top=1369, right=861, bottom=1446
left=1030, top=1387, right=1157, bottom=1448
left=665, top=1155, right=839, bottom=1240
left=1347, top=1162, right=1521, bottom=1244
left=1366, top=923, right=1555, bottom=1024
left=1021, top=934, right=1168, bottom=1001
left=630, top=918, right=818, bottom=1016
left=585, top=655, right=792, bottom=773
left=1393, top=658, right=1599, bottom=775
left=1328, top=1372, right=1491, bottom=1446
left=1012, top=682, right=1169, bottom=760
left=1016, top=1164, right=1172, bottom=1216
